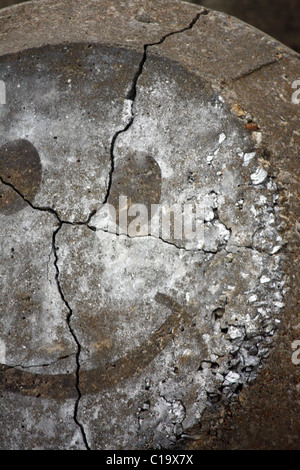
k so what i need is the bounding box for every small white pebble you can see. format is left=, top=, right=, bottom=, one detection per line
left=224, top=371, right=240, bottom=384
left=270, top=245, right=281, bottom=254
left=260, top=275, right=271, bottom=283
left=252, top=131, right=262, bottom=145
left=219, top=133, right=226, bottom=144
left=250, top=167, right=268, bottom=185
left=243, top=152, right=256, bottom=166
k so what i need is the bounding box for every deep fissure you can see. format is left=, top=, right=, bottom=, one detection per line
left=0, top=174, right=93, bottom=448
left=52, top=224, right=90, bottom=450
left=102, top=10, right=207, bottom=208
left=1, top=8, right=279, bottom=450
left=0, top=11, right=207, bottom=449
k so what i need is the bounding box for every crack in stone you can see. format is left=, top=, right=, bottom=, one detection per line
left=96, top=226, right=220, bottom=255
left=52, top=224, right=90, bottom=450
left=0, top=175, right=91, bottom=449
left=93, top=210, right=280, bottom=258
left=0, top=14, right=206, bottom=449
left=0, top=174, right=96, bottom=228
left=231, top=57, right=284, bottom=82
left=0, top=174, right=61, bottom=222
left=126, top=11, right=207, bottom=102
left=4, top=354, right=75, bottom=370
left=94, top=200, right=280, bottom=258
left=0, top=9, right=282, bottom=449
left=99, top=10, right=208, bottom=212
left=0, top=12, right=207, bottom=450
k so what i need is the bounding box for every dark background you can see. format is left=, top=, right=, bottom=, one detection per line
left=0, top=0, right=299, bottom=52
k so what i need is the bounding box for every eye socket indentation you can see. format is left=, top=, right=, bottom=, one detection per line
left=108, top=152, right=162, bottom=232
left=0, top=139, right=42, bottom=214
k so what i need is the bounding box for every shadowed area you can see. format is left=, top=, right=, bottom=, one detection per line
left=108, top=151, right=162, bottom=231
left=0, top=139, right=42, bottom=214
left=0, top=294, right=200, bottom=399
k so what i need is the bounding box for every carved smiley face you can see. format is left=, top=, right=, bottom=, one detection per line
left=0, top=44, right=284, bottom=449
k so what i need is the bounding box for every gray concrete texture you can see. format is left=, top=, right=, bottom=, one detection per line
left=1, top=0, right=299, bottom=52
left=0, top=0, right=299, bottom=450
left=187, top=0, right=300, bottom=53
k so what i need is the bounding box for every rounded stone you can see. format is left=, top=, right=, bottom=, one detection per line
left=0, top=0, right=299, bottom=451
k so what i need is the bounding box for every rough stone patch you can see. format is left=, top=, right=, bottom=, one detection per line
left=0, top=0, right=293, bottom=449
left=0, top=44, right=141, bottom=221
left=0, top=44, right=285, bottom=449
left=57, top=52, right=283, bottom=448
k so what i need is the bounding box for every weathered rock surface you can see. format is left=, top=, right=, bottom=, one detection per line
left=0, top=0, right=299, bottom=450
